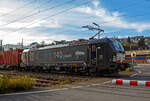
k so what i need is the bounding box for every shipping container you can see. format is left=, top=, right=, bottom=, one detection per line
left=2, top=49, right=23, bottom=66
left=0, top=53, right=3, bottom=65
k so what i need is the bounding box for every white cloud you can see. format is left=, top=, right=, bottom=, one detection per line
left=0, top=7, right=12, bottom=14
left=1, top=0, right=150, bottom=45
left=0, top=1, right=65, bottom=45
left=0, top=18, right=61, bottom=29
left=92, top=0, right=99, bottom=8
left=75, top=0, right=150, bottom=32
left=0, top=29, right=75, bottom=45
left=22, top=32, right=73, bottom=45
left=28, top=19, right=61, bottom=28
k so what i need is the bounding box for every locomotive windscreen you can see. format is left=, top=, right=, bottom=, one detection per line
left=111, top=39, right=124, bottom=52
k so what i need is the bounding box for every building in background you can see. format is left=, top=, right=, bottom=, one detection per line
left=3, top=44, right=29, bottom=51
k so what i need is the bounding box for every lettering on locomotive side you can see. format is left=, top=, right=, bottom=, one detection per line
left=63, top=54, right=72, bottom=58
left=52, top=51, right=72, bottom=60
left=75, top=51, right=85, bottom=56
left=53, top=51, right=63, bottom=58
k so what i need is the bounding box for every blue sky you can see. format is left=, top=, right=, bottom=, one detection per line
left=0, top=0, right=150, bottom=44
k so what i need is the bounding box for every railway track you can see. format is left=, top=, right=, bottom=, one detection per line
left=0, top=69, right=90, bottom=87
left=2, top=69, right=149, bottom=98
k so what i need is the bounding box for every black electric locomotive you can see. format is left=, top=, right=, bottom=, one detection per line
left=21, top=38, right=125, bottom=75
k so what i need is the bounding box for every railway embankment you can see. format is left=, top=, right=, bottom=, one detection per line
left=0, top=66, right=134, bottom=94
left=0, top=70, right=90, bottom=93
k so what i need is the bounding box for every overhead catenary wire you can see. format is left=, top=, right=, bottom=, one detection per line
left=0, top=0, right=36, bottom=17
left=53, top=2, right=150, bottom=38
left=52, top=0, right=150, bottom=39
left=11, top=0, right=148, bottom=39
left=7, top=0, right=91, bottom=34
left=2, top=0, right=143, bottom=28
left=1, top=0, right=149, bottom=30
left=1, top=0, right=148, bottom=41
left=15, top=0, right=53, bottom=18
left=0, top=0, right=76, bottom=27
left=2, top=0, right=53, bottom=25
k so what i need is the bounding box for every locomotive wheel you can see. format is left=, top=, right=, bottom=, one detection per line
left=88, top=68, right=97, bottom=76
left=48, top=69, right=51, bottom=73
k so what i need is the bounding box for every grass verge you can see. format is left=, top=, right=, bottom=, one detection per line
left=0, top=74, right=35, bottom=94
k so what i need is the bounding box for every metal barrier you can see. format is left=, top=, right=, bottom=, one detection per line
left=112, top=79, right=150, bottom=87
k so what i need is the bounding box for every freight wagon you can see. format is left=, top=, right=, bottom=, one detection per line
left=0, top=53, right=3, bottom=65
left=0, top=49, right=23, bottom=69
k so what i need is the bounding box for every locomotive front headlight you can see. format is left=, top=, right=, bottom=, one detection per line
left=113, top=55, right=116, bottom=62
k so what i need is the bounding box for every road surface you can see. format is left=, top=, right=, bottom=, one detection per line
left=1, top=64, right=150, bottom=101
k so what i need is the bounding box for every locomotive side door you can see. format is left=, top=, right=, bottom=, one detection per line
left=96, top=46, right=104, bottom=67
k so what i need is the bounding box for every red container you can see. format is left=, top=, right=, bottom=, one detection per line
left=0, top=52, right=3, bottom=65
left=2, top=49, right=23, bottom=66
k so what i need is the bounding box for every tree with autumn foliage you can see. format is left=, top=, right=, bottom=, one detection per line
left=138, top=37, right=148, bottom=49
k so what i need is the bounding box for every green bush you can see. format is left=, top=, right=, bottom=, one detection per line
left=0, top=75, right=35, bottom=94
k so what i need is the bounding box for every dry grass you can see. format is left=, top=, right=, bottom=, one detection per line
left=125, top=67, right=132, bottom=72
left=0, top=74, right=35, bottom=94
left=58, top=80, right=71, bottom=85
left=119, top=67, right=132, bottom=73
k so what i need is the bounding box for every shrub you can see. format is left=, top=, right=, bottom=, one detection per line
left=125, top=68, right=132, bottom=72
left=0, top=75, right=35, bottom=94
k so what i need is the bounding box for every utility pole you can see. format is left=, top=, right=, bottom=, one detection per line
left=0, top=40, right=2, bottom=52
left=82, top=22, right=104, bottom=39
left=22, top=38, right=23, bottom=49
